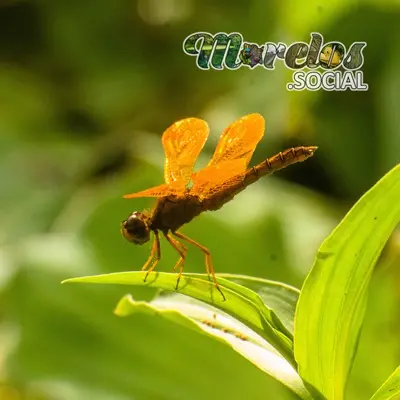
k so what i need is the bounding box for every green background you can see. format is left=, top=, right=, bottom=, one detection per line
left=0, top=0, right=399, bottom=399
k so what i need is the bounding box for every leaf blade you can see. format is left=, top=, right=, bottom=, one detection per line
left=370, top=366, right=400, bottom=400
left=218, top=274, right=299, bottom=335
left=294, top=164, right=400, bottom=399
left=63, top=271, right=295, bottom=366
left=115, top=293, right=312, bottom=400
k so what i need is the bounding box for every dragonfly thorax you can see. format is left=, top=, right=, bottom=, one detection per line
left=149, top=195, right=203, bottom=233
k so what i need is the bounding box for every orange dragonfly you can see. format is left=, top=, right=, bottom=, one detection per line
left=121, top=114, right=317, bottom=300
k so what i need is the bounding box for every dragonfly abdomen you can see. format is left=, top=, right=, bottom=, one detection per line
left=202, top=146, right=317, bottom=212
left=250, top=146, right=317, bottom=180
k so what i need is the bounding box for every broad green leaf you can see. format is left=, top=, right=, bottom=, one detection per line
left=63, top=271, right=295, bottom=367
left=370, top=366, right=400, bottom=400
left=9, top=267, right=292, bottom=400
left=182, top=273, right=293, bottom=341
left=219, top=274, right=299, bottom=335
left=115, top=292, right=312, bottom=400
left=294, top=164, right=400, bottom=399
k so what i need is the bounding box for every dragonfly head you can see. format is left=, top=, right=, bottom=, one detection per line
left=121, top=211, right=150, bottom=245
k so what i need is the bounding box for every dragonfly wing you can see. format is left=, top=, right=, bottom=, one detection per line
left=123, top=181, right=183, bottom=199
left=191, top=159, right=247, bottom=199
left=207, top=113, right=265, bottom=169
left=162, top=117, right=209, bottom=185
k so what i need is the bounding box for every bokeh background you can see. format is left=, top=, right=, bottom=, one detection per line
left=1, top=0, right=399, bottom=399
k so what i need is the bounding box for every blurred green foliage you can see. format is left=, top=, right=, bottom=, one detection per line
left=0, top=0, right=399, bottom=399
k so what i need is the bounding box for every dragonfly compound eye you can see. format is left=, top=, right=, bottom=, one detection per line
left=121, top=212, right=150, bottom=245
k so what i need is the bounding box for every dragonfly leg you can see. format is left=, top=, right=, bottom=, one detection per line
left=164, top=233, right=187, bottom=290
left=172, top=231, right=226, bottom=301
left=171, top=238, right=188, bottom=272
left=143, top=231, right=161, bottom=282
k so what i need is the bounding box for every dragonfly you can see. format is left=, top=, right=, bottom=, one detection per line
left=121, top=113, right=317, bottom=300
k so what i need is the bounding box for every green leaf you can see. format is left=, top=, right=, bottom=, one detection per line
left=294, top=164, right=400, bottom=399
left=12, top=265, right=293, bottom=400
left=63, top=271, right=295, bottom=367
left=115, top=292, right=312, bottom=400
left=182, top=273, right=294, bottom=341
left=218, top=274, right=299, bottom=335
left=370, top=366, right=400, bottom=400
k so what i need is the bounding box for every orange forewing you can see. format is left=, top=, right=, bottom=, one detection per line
left=207, top=113, right=265, bottom=170
left=162, top=117, right=209, bottom=186
left=123, top=181, right=185, bottom=199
